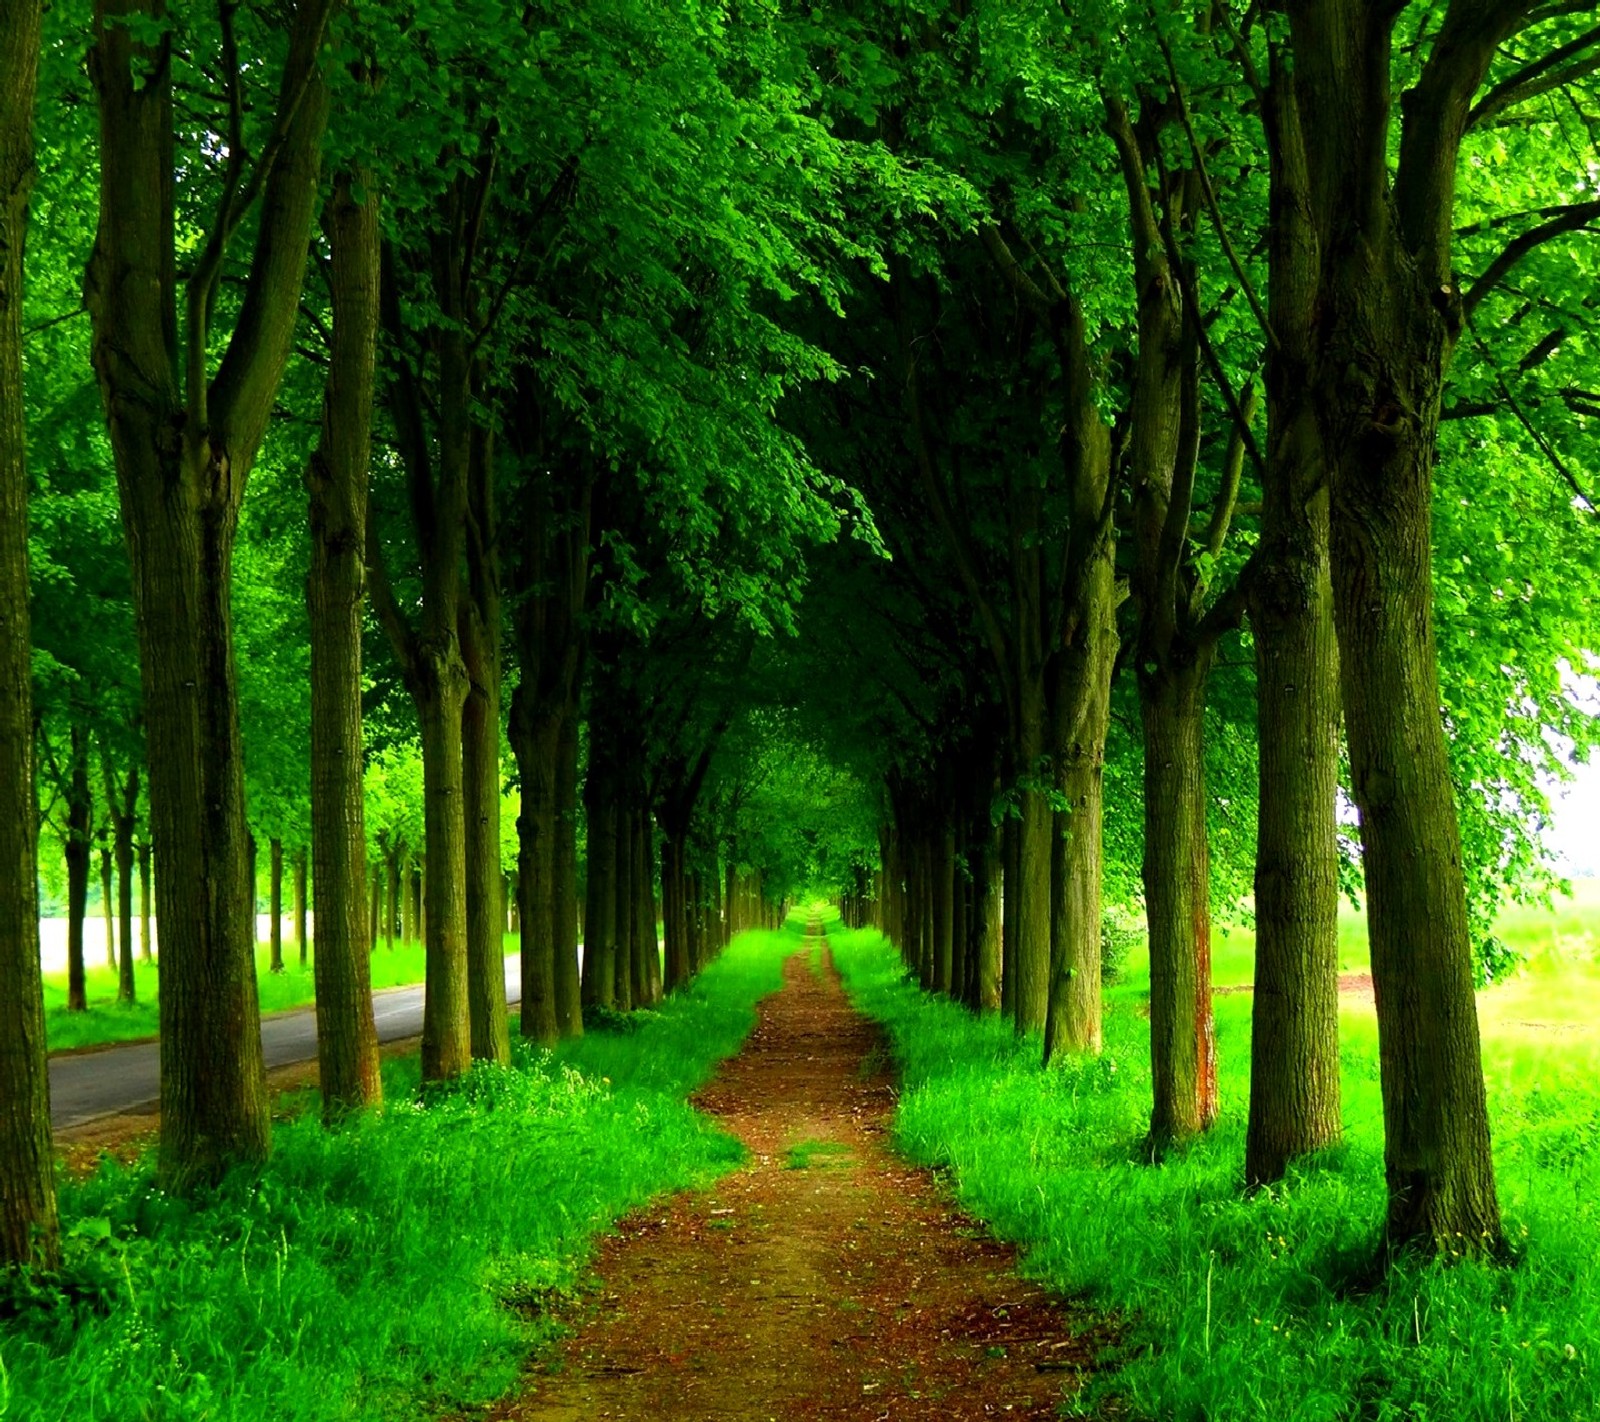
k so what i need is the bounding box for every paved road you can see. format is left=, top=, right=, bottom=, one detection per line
left=49, top=955, right=523, bottom=1130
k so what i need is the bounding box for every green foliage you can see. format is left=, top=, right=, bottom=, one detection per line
left=833, top=918, right=1600, bottom=1422
left=4, top=929, right=796, bottom=1421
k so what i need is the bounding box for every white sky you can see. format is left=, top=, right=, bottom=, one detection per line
left=1548, top=752, right=1600, bottom=877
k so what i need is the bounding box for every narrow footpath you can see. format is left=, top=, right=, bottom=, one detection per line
left=494, top=928, right=1108, bottom=1421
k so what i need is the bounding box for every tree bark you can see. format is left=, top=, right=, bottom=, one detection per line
left=269, top=838, right=285, bottom=973
left=1000, top=811, right=1018, bottom=1018
left=1044, top=540, right=1116, bottom=1061
left=636, top=806, right=660, bottom=1005
left=460, top=425, right=509, bottom=1065
left=86, top=0, right=337, bottom=1182
left=976, top=814, right=1003, bottom=1012
left=1284, top=0, right=1505, bottom=1252
left=65, top=729, right=92, bottom=1012
left=933, top=820, right=955, bottom=994
left=582, top=752, right=619, bottom=1010
left=1245, top=49, right=1342, bottom=1184
left=112, top=768, right=138, bottom=1004
left=293, top=848, right=307, bottom=966
left=514, top=711, right=560, bottom=1045
left=415, top=685, right=472, bottom=1080
left=1141, top=659, right=1217, bottom=1151
left=554, top=706, right=583, bottom=1036
left=305, top=167, right=382, bottom=1114
left=661, top=832, right=690, bottom=993
left=138, top=840, right=152, bottom=961
left=0, top=0, right=58, bottom=1265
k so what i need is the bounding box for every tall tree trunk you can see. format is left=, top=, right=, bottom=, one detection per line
left=554, top=707, right=583, bottom=1037
left=513, top=710, right=560, bottom=1045
left=1140, top=658, right=1217, bottom=1152
left=1013, top=692, right=1051, bottom=1033
left=933, top=821, right=955, bottom=994
left=305, top=167, right=382, bottom=1114
left=1282, top=1, right=1501, bottom=1252
left=976, top=814, right=1002, bottom=1012
left=100, top=839, right=115, bottom=970
left=0, top=0, right=58, bottom=1265
left=461, top=426, right=509, bottom=1066
left=385, top=851, right=399, bottom=948
left=1000, top=810, right=1019, bottom=1019
left=661, top=832, right=690, bottom=993
left=65, top=730, right=92, bottom=1012
left=293, top=848, right=307, bottom=966
left=636, top=807, right=660, bottom=1006
left=1245, top=56, right=1342, bottom=1183
left=1044, top=539, right=1117, bottom=1062
left=369, top=872, right=379, bottom=952
left=613, top=798, right=635, bottom=1011
left=415, top=684, right=472, bottom=1080
left=114, top=777, right=137, bottom=1004
left=138, top=840, right=152, bottom=961
left=582, top=759, right=618, bottom=1011
left=86, top=0, right=336, bottom=1182
left=269, top=838, right=285, bottom=973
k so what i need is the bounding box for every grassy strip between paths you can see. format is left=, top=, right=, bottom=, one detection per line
left=830, top=924, right=1600, bottom=1422
left=2, top=925, right=800, bottom=1422
left=44, top=940, right=498, bottom=1054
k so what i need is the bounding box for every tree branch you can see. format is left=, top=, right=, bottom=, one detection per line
left=1463, top=199, right=1600, bottom=316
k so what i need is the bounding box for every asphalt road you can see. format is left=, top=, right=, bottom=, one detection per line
left=49, top=954, right=523, bottom=1130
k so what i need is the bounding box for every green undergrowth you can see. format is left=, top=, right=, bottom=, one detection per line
left=3, top=926, right=799, bottom=1422
left=831, top=925, right=1600, bottom=1422
left=44, top=939, right=512, bottom=1054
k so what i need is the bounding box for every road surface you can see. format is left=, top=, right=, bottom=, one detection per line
left=49, top=955, right=523, bottom=1130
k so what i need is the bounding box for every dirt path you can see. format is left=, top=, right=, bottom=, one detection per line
left=491, top=927, right=1109, bottom=1421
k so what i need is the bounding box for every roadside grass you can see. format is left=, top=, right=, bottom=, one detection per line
left=43, top=937, right=515, bottom=1054
left=3, top=925, right=798, bottom=1422
left=832, top=901, right=1600, bottom=1422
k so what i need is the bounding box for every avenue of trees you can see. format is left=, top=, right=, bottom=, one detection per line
left=1, top=0, right=1596, bottom=1274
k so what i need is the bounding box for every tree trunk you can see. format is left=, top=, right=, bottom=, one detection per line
left=1140, top=658, right=1217, bottom=1152
left=1245, top=59, right=1342, bottom=1181
left=293, top=848, right=307, bottom=967
left=636, top=807, right=660, bottom=1005
left=554, top=707, right=583, bottom=1037
left=304, top=168, right=383, bottom=1114
left=368, top=873, right=379, bottom=952
left=1044, top=539, right=1116, bottom=1062
left=138, top=840, right=152, bottom=961
left=613, top=799, right=635, bottom=1012
left=513, top=708, right=560, bottom=1045
left=583, top=754, right=618, bottom=1011
left=114, top=785, right=136, bottom=1004
left=0, top=0, right=58, bottom=1264
left=460, top=426, right=509, bottom=1065
left=415, top=682, right=472, bottom=1081
left=976, top=814, right=1002, bottom=1012
left=1013, top=695, right=1052, bottom=1033
left=100, top=840, right=116, bottom=970
left=933, top=821, right=955, bottom=994
left=661, top=832, right=690, bottom=993
left=86, top=0, right=335, bottom=1187
left=269, top=838, right=285, bottom=973
left=1000, top=811, right=1018, bottom=1018
left=386, top=852, right=399, bottom=949
left=65, top=730, right=92, bottom=1013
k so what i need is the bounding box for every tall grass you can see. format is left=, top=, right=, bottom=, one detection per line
left=3, top=926, right=797, bottom=1421
left=832, top=923, right=1600, bottom=1421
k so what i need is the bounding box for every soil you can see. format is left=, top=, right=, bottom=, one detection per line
left=487, top=929, right=1115, bottom=1422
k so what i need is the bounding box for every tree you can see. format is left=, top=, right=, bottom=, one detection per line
left=84, top=0, right=337, bottom=1182
left=0, top=0, right=58, bottom=1270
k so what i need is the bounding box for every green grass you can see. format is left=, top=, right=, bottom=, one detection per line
left=832, top=892, right=1600, bottom=1422
left=2, top=925, right=800, bottom=1422
left=44, top=937, right=506, bottom=1054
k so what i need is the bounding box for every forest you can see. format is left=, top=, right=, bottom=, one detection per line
left=1, top=0, right=1598, bottom=1417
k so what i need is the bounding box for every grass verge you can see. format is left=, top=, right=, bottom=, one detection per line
left=831, top=924, right=1600, bottom=1421
left=3, top=925, right=797, bottom=1422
